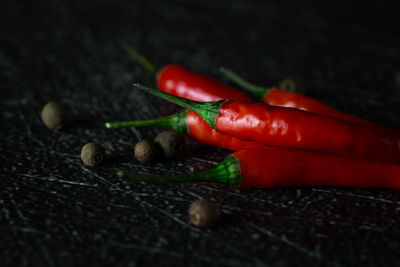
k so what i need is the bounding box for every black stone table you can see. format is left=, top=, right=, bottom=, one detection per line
left=1, top=1, right=400, bottom=266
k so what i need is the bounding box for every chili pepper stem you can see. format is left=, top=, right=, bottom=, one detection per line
left=120, top=41, right=157, bottom=74
left=219, top=67, right=269, bottom=101
left=134, top=84, right=225, bottom=130
left=118, top=155, right=242, bottom=185
left=105, top=110, right=189, bottom=132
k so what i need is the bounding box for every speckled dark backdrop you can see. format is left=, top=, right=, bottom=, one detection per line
left=1, top=0, right=400, bottom=266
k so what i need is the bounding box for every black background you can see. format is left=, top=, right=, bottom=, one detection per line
left=1, top=0, right=400, bottom=266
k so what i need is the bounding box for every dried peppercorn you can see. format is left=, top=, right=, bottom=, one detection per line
left=154, top=131, right=184, bottom=159
left=279, top=78, right=301, bottom=92
left=81, top=142, right=106, bottom=167
left=41, top=102, right=70, bottom=130
left=394, top=71, right=400, bottom=87
left=189, top=199, right=220, bottom=228
left=134, top=139, right=159, bottom=163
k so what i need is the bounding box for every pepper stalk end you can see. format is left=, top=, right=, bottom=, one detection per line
left=117, top=154, right=242, bottom=186
left=133, top=83, right=225, bottom=130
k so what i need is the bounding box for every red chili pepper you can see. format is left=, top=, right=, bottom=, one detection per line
left=122, top=43, right=394, bottom=132
left=105, top=110, right=268, bottom=151
left=156, top=64, right=253, bottom=102
left=137, top=84, right=400, bottom=162
left=219, top=67, right=394, bottom=132
left=118, top=148, right=400, bottom=189
left=157, top=65, right=395, bottom=133
left=121, top=42, right=253, bottom=102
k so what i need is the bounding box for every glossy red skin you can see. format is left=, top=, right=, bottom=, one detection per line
left=157, top=64, right=260, bottom=151
left=234, top=149, right=400, bottom=189
left=157, top=64, right=253, bottom=102
left=264, top=89, right=392, bottom=131
left=216, top=101, right=400, bottom=161
left=185, top=110, right=267, bottom=151
left=157, top=65, right=393, bottom=131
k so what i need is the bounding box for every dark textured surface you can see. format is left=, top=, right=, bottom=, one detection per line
left=1, top=1, right=400, bottom=266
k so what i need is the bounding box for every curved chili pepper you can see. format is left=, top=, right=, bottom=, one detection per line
left=122, top=43, right=393, bottom=131
left=156, top=64, right=254, bottom=102
left=105, top=110, right=268, bottom=151
left=118, top=148, right=400, bottom=189
left=219, top=67, right=395, bottom=132
left=137, top=84, right=400, bottom=162
left=121, top=42, right=252, bottom=102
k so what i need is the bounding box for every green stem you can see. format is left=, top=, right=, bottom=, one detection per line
left=134, top=84, right=225, bottom=130
left=219, top=67, right=270, bottom=101
left=118, top=155, right=242, bottom=185
left=120, top=41, right=157, bottom=74
left=105, top=110, right=189, bottom=132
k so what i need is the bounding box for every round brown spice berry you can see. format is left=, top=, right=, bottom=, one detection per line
left=81, top=142, right=106, bottom=167
left=394, top=71, right=400, bottom=87
left=134, top=139, right=159, bottom=163
left=279, top=78, right=301, bottom=92
left=41, top=102, right=70, bottom=130
left=189, top=199, right=220, bottom=228
left=155, top=131, right=184, bottom=159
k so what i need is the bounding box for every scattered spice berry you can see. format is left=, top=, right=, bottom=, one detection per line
left=134, top=139, right=159, bottom=163
left=41, top=102, right=70, bottom=130
left=154, top=131, right=185, bottom=159
left=189, top=199, right=220, bottom=228
left=81, top=142, right=106, bottom=167
left=279, top=78, right=301, bottom=92
left=394, top=71, right=400, bottom=87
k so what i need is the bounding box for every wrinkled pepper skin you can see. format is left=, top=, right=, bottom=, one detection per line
left=234, top=149, right=400, bottom=188
left=216, top=101, right=400, bottom=161
left=157, top=64, right=262, bottom=150
left=185, top=110, right=268, bottom=151
left=157, top=64, right=253, bottom=102
left=105, top=109, right=269, bottom=151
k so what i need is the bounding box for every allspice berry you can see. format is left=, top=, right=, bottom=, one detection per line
left=279, top=78, right=301, bottom=92
left=81, top=142, right=106, bottom=167
left=41, top=102, right=70, bottom=130
left=394, top=71, right=400, bottom=87
left=134, top=139, right=159, bottom=163
left=189, top=199, right=220, bottom=228
left=154, top=131, right=184, bottom=159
